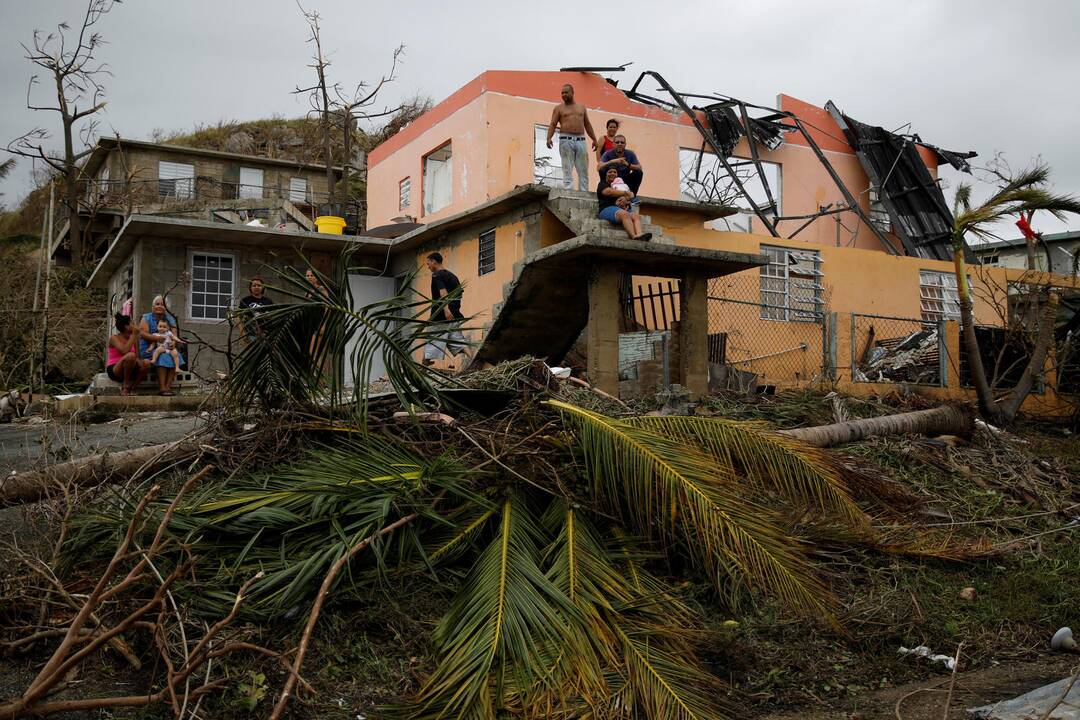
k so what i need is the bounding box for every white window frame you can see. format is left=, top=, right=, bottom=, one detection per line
left=679, top=148, right=781, bottom=222
left=759, top=244, right=824, bottom=322
left=399, top=176, right=411, bottom=210
left=422, top=142, right=453, bottom=216
left=158, top=161, right=195, bottom=200
left=289, top=176, right=308, bottom=203
left=187, top=250, right=235, bottom=322
left=919, top=270, right=960, bottom=323
left=533, top=124, right=563, bottom=187
left=239, top=167, right=264, bottom=199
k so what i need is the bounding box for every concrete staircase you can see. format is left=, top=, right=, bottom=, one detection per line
left=89, top=369, right=202, bottom=396
left=543, top=189, right=675, bottom=245
left=467, top=189, right=763, bottom=373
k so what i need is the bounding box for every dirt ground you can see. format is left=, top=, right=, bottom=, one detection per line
left=756, top=655, right=1078, bottom=719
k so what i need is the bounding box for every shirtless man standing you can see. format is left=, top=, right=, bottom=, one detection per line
left=546, top=84, right=597, bottom=191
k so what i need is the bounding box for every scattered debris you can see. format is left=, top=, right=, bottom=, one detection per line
left=898, top=644, right=957, bottom=671
left=854, top=327, right=941, bottom=384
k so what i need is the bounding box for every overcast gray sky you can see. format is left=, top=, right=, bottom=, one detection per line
left=2, top=0, right=1078, bottom=238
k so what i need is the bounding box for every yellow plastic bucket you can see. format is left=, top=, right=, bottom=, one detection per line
left=314, top=215, right=346, bottom=235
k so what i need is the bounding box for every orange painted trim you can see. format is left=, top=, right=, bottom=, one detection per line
left=368, top=70, right=944, bottom=172
left=369, top=74, right=486, bottom=166
left=777, top=94, right=855, bottom=155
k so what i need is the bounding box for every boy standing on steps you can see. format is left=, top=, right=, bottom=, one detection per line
left=546, top=83, right=598, bottom=192
left=424, top=252, right=472, bottom=369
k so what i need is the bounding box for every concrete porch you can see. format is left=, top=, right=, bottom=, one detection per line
left=472, top=235, right=766, bottom=398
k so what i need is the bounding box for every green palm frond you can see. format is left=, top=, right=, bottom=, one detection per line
left=613, top=621, right=729, bottom=720
left=953, top=164, right=1080, bottom=244
left=226, top=250, right=466, bottom=421
left=161, top=440, right=474, bottom=618
left=0, top=158, right=14, bottom=180
left=547, top=401, right=835, bottom=622
left=410, top=494, right=582, bottom=719
left=626, top=415, right=867, bottom=527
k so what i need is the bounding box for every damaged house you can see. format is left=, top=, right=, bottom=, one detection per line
left=84, top=69, right=1080, bottom=414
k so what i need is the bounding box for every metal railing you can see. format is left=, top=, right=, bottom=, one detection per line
left=76, top=177, right=367, bottom=231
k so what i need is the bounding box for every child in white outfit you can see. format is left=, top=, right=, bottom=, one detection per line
left=610, top=175, right=640, bottom=210
left=149, top=319, right=182, bottom=367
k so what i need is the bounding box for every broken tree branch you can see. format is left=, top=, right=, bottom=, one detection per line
left=779, top=405, right=974, bottom=448
left=269, top=505, right=433, bottom=720
left=0, top=438, right=200, bottom=506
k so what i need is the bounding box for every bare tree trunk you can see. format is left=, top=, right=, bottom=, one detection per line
left=0, top=439, right=198, bottom=506
left=997, top=291, right=1059, bottom=422
left=61, top=108, right=84, bottom=264
left=778, top=405, right=973, bottom=448
left=954, top=245, right=1001, bottom=424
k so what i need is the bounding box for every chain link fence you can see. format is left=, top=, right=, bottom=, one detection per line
left=850, top=313, right=946, bottom=386
left=707, top=296, right=827, bottom=391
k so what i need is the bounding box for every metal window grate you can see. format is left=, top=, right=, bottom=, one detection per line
left=399, top=177, right=411, bottom=210
left=919, top=270, right=960, bottom=323
left=478, top=229, right=496, bottom=276
left=189, top=252, right=234, bottom=321
left=759, top=245, right=823, bottom=322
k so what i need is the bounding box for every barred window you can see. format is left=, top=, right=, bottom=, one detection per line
left=399, top=177, right=411, bottom=210
left=478, top=229, right=495, bottom=276
left=189, top=252, right=235, bottom=321
left=759, top=245, right=824, bottom=322
left=919, top=270, right=960, bottom=322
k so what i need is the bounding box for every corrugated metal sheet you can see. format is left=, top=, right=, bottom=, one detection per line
left=825, top=102, right=973, bottom=262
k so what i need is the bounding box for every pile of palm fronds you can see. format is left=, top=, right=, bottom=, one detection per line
left=60, top=257, right=982, bottom=719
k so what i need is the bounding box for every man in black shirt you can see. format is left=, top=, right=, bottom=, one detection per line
left=424, top=252, right=471, bottom=367
left=237, top=276, right=274, bottom=342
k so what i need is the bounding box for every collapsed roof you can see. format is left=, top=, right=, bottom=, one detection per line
left=825, top=102, right=977, bottom=261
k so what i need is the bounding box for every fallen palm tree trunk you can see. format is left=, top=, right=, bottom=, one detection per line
left=0, top=439, right=200, bottom=506
left=779, top=405, right=973, bottom=448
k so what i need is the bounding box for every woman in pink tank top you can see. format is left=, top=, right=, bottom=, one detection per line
left=107, top=313, right=150, bottom=395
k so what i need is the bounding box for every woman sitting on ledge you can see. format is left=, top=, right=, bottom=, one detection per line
left=138, top=295, right=185, bottom=396
left=106, top=313, right=150, bottom=395
left=597, top=166, right=651, bottom=242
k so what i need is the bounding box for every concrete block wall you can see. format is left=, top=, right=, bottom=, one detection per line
left=113, top=147, right=334, bottom=205
left=123, top=239, right=344, bottom=375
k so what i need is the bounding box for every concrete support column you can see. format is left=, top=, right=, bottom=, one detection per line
left=587, top=264, right=622, bottom=397
left=679, top=271, right=709, bottom=399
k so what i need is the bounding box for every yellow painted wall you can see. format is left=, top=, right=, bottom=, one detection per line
left=411, top=219, right=527, bottom=339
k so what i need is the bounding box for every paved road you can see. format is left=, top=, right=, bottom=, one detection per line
left=0, top=412, right=204, bottom=475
